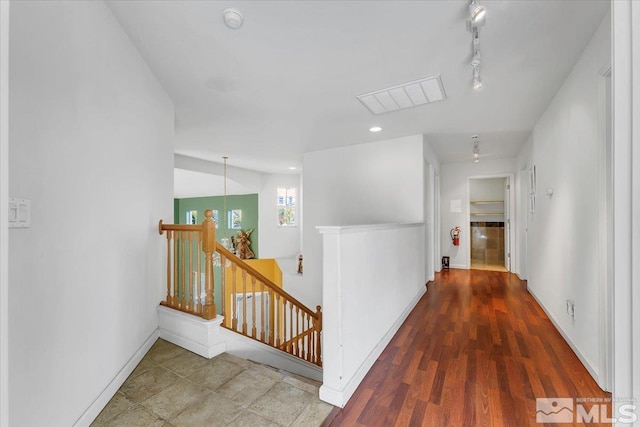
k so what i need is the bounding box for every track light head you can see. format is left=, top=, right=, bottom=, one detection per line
left=470, top=1, right=486, bottom=24
left=472, top=136, right=480, bottom=162
left=473, top=68, right=483, bottom=91
left=471, top=50, right=481, bottom=68
left=467, top=1, right=486, bottom=31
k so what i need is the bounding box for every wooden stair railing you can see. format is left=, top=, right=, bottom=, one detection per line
left=158, top=210, right=322, bottom=367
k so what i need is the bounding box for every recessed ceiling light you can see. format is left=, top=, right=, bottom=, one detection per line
left=369, top=126, right=382, bottom=132
left=289, top=167, right=297, bottom=170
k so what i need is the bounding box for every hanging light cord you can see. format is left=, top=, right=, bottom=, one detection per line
left=223, top=156, right=228, bottom=242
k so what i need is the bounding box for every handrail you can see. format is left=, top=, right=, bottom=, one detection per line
left=215, top=244, right=319, bottom=320
left=157, top=210, right=322, bottom=367
left=159, top=220, right=201, bottom=233
left=279, top=328, right=314, bottom=349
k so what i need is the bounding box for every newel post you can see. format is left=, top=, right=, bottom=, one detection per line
left=201, top=209, right=217, bottom=320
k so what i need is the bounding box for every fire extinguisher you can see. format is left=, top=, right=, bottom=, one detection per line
left=450, top=226, right=461, bottom=246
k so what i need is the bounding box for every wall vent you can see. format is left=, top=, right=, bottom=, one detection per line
left=357, top=75, right=446, bottom=115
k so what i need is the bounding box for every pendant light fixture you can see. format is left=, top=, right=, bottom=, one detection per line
left=222, top=156, right=231, bottom=251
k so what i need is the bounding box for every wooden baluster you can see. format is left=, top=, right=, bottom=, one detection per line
left=251, top=276, right=257, bottom=338
left=267, top=289, right=275, bottom=345
left=173, top=231, right=178, bottom=307
left=220, top=252, right=226, bottom=321
left=289, top=300, right=294, bottom=354
left=304, top=314, right=309, bottom=361
left=196, top=232, right=202, bottom=313
left=181, top=231, right=187, bottom=308
left=260, top=282, right=265, bottom=342
left=231, top=262, right=238, bottom=330
left=271, top=293, right=276, bottom=345
left=308, top=316, right=313, bottom=362
left=188, top=231, right=194, bottom=312
left=296, top=306, right=300, bottom=356
left=308, top=315, right=312, bottom=362
left=274, top=294, right=280, bottom=347
left=242, top=270, right=247, bottom=335
left=315, top=306, right=322, bottom=366
left=165, top=230, right=172, bottom=305
left=201, top=209, right=216, bottom=319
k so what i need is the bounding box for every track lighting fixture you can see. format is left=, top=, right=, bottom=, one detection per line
left=471, top=49, right=481, bottom=68
left=473, top=67, right=482, bottom=91
left=467, top=1, right=486, bottom=91
left=472, top=135, right=480, bottom=163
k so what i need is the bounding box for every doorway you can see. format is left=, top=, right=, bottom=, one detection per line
left=468, top=176, right=511, bottom=272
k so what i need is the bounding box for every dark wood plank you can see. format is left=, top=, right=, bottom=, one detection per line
left=326, top=269, right=611, bottom=426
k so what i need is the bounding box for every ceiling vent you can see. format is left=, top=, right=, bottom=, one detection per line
left=357, top=75, right=446, bottom=115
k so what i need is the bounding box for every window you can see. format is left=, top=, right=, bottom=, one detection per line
left=185, top=210, right=219, bottom=227
left=212, top=210, right=219, bottom=228
left=277, top=187, right=296, bottom=227
left=186, top=210, right=198, bottom=224
left=228, top=209, right=242, bottom=229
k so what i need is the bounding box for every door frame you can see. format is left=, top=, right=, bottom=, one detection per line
left=597, top=65, right=613, bottom=391
left=466, top=173, right=515, bottom=272
left=0, top=1, right=10, bottom=425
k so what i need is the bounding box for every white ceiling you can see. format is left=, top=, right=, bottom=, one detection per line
left=174, top=168, right=255, bottom=198
left=106, top=0, right=609, bottom=173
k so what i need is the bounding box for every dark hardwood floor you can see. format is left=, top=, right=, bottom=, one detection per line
left=324, top=269, right=611, bottom=426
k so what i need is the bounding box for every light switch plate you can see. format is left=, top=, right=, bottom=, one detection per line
left=9, top=198, right=30, bottom=228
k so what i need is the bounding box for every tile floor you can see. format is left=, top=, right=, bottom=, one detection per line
left=91, top=339, right=334, bottom=427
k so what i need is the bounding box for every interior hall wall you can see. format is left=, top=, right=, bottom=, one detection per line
left=8, top=1, right=174, bottom=425
left=303, top=135, right=425, bottom=308
left=516, top=13, right=611, bottom=380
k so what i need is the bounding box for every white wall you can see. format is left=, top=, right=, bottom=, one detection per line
left=258, top=173, right=302, bottom=259
left=423, top=136, right=441, bottom=279
left=517, top=14, right=610, bottom=382
left=440, top=158, right=515, bottom=268
left=318, top=223, right=426, bottom=407
left=303, top=135, right=425, bottom=307
left=470, top=177, right=506, bottom=223
left=470, top=177, right=504, bottom=201
left=8, top=2, right=174, bottom=426
left=174, top=154, right=263, bottom=195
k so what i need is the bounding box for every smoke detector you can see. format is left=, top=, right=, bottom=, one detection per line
left=223, top=8, right=244, bottom=29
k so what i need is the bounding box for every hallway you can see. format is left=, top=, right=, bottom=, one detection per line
left=325, top=269, right=611, bottom=426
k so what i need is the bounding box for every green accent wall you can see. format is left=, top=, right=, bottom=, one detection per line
left=174, top=194, right=259, bottom=258
left=174, top=194, right=259, bottom=311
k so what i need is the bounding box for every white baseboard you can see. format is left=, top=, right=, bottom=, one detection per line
left=73, top=330, right=159, bottom=427
left=319, top=286, right=426, bottom=408
left=450, top=263, right=468, bottom=269
left=159, top=328, right=227, bottom=359
left=157, top=306, right=226, bottom=359
left=527, top=287, right=600, bottom=383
